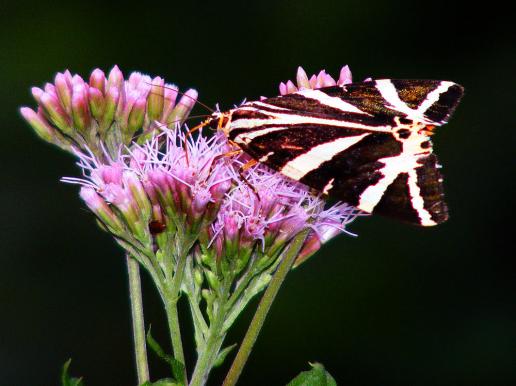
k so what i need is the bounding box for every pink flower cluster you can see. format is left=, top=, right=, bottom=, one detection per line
left=20, top=66, right=197, bottom=161
left=279, top=65, right=353, bottom=95
left=70, top=127, right=360, bottom=268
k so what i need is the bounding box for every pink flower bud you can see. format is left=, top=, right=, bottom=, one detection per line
left=123, top=171, right=152, bottom=217
left=99, top=163, right=123, bottom=185
left=223, top=211, right=240, bottom=257
left=243, top=216, right=265, bottom=243
left=143, top=180, right=159, bottom=206
left=63, top=70, right=73, bottom=83
left=100, top=86, right=119, bottom=132
left=127, top=72, right=144, bottom=88
left=192, top=187, right=212, bottom=216
left=72, top=74, right=85, bottom=88
left=316, top=70, right=336, bottom=88
left=102, top=183, right=128, bottom=206
left=279, top=82, right=288, bottom=95
left=39, top=91, right=71, bottom=133
left=89, top=68, right=106, bottom=92
left=80, top=186, right=104, bottom=210
left=337, top=65, right=353, bottom=86
left=119, top=89, right=140, bottom=130
left=54, top=72, right=73, bottom=114
left=88, top=86, right=104, bottom=119
left=71, top=84, right=91, bottom=132
left=148, top=169, right=169, bottom=193
left=167, top=88, right=198, bottom=126
left=44, top=82, right=57, bottom=97
left=161, top=84, right=178, bottom=122
left=127, top=97, right=146, bottom=134
left=147, top=76, right=165, bottom=121
left=148, top=169, right=180, bottom=211
left=31, top=87, right=44, bottom=104
left=296, top=66, right=310, bottom=89
left=209, top=177, right=231, bottom=202
left=107, top=65, right=124, bottom=91
left=309, top=74, right=318, bottom=88
left=79, top=186, right=123, bottom=231
left=20, top=107, right=55, bottom=143
left=285, top=80, right=298, bottom=94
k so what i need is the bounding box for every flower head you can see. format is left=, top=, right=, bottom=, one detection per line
left=66, top=123, right=360, bottom=274
left=21, top=66, right=198, bottom=162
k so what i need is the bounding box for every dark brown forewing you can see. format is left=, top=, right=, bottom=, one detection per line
left=322, top=79, right=464, bottom=125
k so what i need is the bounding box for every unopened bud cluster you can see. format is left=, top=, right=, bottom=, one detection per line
left=20, top=65, right=197, bottom=161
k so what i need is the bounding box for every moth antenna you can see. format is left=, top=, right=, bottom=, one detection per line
left=168, top=114, right=212, bottom=125
left=128, top=114, right=211, bottom=143
left=144, top=81, right=215, bottom=113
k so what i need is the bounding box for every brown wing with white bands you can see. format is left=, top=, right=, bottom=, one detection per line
left=227, top=79, right=463, bottom=225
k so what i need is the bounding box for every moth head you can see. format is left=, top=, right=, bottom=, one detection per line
left=209, top=111, right=232, bottom=136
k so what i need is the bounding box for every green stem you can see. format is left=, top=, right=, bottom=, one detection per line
left=189, top=312, right=226, bottom=386
left=222, top=230, right=308, bottom=386
left=189, top=280, right=231, bottom=386
left=225, top=260, right=258, bottom=312
left=163, top=248, right=189, bottom=383
left=126, top=255, right=150, bottom=385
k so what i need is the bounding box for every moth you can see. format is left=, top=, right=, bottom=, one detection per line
left=201, top=79, right=463, bottom=226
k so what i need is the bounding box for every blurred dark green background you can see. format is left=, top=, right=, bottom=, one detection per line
left=1, top=1, right=514, bottom=385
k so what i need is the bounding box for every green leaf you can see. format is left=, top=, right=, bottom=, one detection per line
left=286, top=362, right=337, bottom=386
left=146, top=327, right=171, bottom=363
left=146, top=327, right=186, bottom=385
left=169, top=357, right=186, bottom=386
left=213, top=343, right=237, bottom=368
left=139, top=379, right=178, bottom=386
left=61, top=359, right=85, bottom=386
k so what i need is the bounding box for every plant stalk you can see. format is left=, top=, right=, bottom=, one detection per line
left=189, top=287, right=229, bottom=386
left=127, top=254, right=150, bottom=385
left=163, top=248, right=189, bottom=383
left=222, top=230, right=308, bottom=386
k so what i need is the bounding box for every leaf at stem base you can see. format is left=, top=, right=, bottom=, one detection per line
left=61, top=359, right=85, bottom=386
left=286, top=362, right=337, bottom=386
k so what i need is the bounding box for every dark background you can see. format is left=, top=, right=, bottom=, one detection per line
left=1, top=1, right=514, bottom=385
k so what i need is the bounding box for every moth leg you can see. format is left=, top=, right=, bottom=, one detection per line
left=209, top=149, right=243, bottom=174
left=241, top=158, right=258, bottom=171
left=237, top=159, right=260, bottom=200
left=184, top=118, right=211, bottom=165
